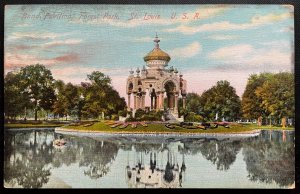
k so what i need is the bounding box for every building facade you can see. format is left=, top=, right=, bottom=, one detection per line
left=126, top=35, right=187, bottom=115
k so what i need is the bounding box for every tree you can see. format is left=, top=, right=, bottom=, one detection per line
left=241, top=73, right=272, bottom=123
left=64, top=83, right=81, bottom=120
left=186, top=93, right=202, bottom=114
left=81, top=71, right=126, bottom=119
left=200, top=80, right=241, bottom=121
left=4, top=72, right=31, bottom=120
left=52, top=80, right=67, bottom=120
left=18, top=64, right=55, bottom=121
left=255, top=72, right=294, bottom=127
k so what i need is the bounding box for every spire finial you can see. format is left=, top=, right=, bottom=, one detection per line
left=154, top=33, right=160, bottom=48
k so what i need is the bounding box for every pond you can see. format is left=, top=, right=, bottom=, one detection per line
left=3, top=128, right=295, bottom=188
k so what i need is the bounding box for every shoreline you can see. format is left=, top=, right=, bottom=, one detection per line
left=55, top=127, right=263, bottom=137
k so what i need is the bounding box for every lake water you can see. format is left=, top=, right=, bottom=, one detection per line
left=4, top=128, right=294, bottom=188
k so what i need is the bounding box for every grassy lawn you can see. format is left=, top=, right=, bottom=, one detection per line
left=5, top=123, right=65, bottom=128
left=244, top=123, right=294, bottom=130
left=59, top=121, right=289, bottom=134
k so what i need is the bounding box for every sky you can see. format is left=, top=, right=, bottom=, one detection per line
left=4, top=4, right=294, bottom=101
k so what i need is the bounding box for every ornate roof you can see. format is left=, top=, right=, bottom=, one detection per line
left=143, top=34, right=171, bottom=62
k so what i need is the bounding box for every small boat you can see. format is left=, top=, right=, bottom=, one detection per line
left=53, top=139, right=67, bottom=146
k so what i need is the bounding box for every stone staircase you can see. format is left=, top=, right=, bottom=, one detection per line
left=163, top=110, right=184, bottom=123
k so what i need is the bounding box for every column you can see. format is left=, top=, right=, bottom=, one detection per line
left=136, top=96, right=140, bottom=109
left=160, top=93, right=164, bottom=110
left=150, top=95, right=153, bottom=110
left=154, top=95, right=157, bottom=110
left=127, top=94, right=131, bottom=111
left=142, top=94, right=145, bottom=109
left=133, top=94, right=137, bottom=110
left=174, top=94, right=178, bottom=114
left=156, top=94, right=159, bottom=110
left=182, top=96, right=186, bottom=109
left=170, top=93, right=174, bottom=109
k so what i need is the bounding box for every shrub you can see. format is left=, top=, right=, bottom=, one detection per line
left=118, top=110, right=127, bottom=117
left=111, top=114, right=119, bottom=121
left=185, top=112, right=203, bottom=122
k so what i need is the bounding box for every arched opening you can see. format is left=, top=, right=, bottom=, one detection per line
left=128, top=82, right=133, bottom=93
left=164, top=81, right=176, bottom=110
left=150, top=88, right=156, bottom=110
left=138, top=80, right=142, bottom=86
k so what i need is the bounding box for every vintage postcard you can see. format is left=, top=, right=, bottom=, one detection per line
left=4, top=4, right=295, bottom=188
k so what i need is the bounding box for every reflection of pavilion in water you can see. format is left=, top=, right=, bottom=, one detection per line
left=125, top=147, right=186, bottom=188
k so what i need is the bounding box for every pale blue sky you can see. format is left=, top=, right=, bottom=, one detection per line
left=4, top=4, right=294, bottom=98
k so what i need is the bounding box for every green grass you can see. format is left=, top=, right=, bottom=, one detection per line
left=244, top=123, right=294, bottom=130
left=5, top=123, right=65, bottom=128
left=60, top=121, right=289, bottom=134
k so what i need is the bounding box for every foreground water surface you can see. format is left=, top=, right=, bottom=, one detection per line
left=4, top=128, right=294, bottom=188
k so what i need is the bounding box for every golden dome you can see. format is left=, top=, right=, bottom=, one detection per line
left=144, top=34, right=171, bottom=62
left=144, top=48, right=171, bottom=62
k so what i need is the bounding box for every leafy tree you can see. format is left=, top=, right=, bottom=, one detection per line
left=200, top=80, right=241, bottom=121
left=81, top=71, right=126, bottom=119
left=64, top=83, right=81, bottom=120
left=4, top=72, right=31, bottom=120
left=52, top=80, right=68, bottom=120
left=186, top=93, right=202, bottom=114
left=255, top=72, right=294, bottom=127
left=18, top=64, right=55, bottom=121
left=241, top=73, right=273, bottom=122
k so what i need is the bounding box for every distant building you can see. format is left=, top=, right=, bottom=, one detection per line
left=126, top=34, right=187, bottom=116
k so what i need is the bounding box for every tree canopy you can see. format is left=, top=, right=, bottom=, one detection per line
left=241, top=72, right=294, bottom=125
left=4, top=66, right=126, bottom=121
left=200, top=80, right=241, bottom=121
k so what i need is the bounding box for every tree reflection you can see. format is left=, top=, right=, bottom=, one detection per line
left=180, top=138, right=241, bottom=171
left=242, top=130, right=294, bottom=187
left=79, top=140, right=119, bottom=179
left=200, top=139, right=241, bottom=171
left=4, top=130, right=54, bottom=188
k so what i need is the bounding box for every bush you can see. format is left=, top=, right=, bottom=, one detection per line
left=135, top=109, right=146, bottom=118
left=118, top=110, right=127, bottom=117
left=185, top=112, right=203, bottom=122
left=111, top=114, right=119, bottom=121
left=126, top=109, right=163, bottom=121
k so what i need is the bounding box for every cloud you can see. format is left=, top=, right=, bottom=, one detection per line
left=164, top=12, right=292, bottom=35
left=208, top=42, right=292, bottom=70
left=13, top=44, right=38, bottom=50
left=279, top=26, right=294, bottom=33
left=43, top=39, right=82, bottom=48
left=250, top=12, right=291, bottom=24
left=4, top=52, right=81, bottom=70
left=53, top=53, right=80, bottom=63
left=169, top=42, right=202, bottom=58
left=133, top=37, right=155, bottom=42
left=209, top=44, right=253, bottom=60
left=207, top=35, right=239, bottom=40
left=7, top=32, right=60, bottom=41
